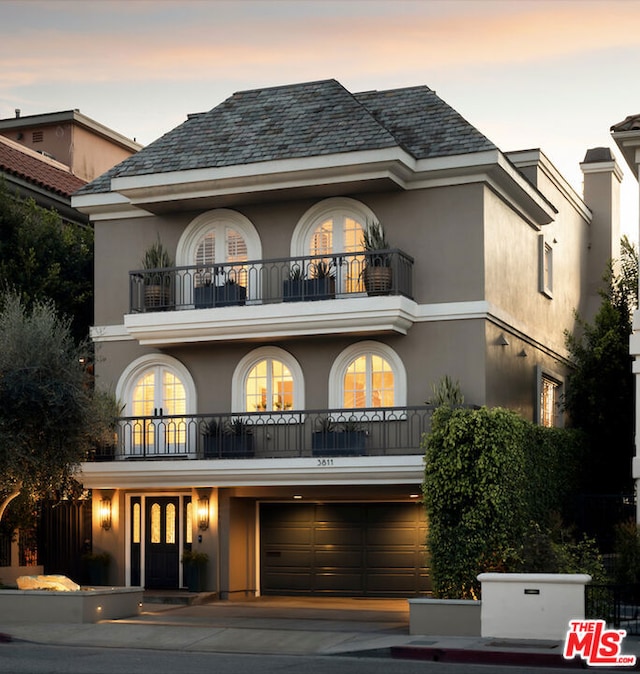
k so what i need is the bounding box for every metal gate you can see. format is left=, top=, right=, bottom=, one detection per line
left=586, top=584, right=640, bottom=636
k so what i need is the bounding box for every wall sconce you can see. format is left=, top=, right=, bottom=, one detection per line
left=197, top=498, right=210, bottom=530
left=99, top=498, right=112, bottom=530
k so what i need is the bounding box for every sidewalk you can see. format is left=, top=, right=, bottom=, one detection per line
left=1, top=595, right=639, bottom=668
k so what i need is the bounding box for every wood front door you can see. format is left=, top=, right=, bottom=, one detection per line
left=144, top=496, right=180, bottom=589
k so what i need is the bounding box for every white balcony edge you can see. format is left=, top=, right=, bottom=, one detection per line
left=79, top=454, right=424, bottom=489
left=121, top=295, right=416, bottom=345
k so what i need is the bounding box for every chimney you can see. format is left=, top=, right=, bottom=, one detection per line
left=580, top=147, right=623, bottom=318
left=14, top=109, right=20, bottom=118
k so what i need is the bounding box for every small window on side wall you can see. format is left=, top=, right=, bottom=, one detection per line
left=539, top=234, right=553, bottom=298
left=537, top=366, right=563, bottom=428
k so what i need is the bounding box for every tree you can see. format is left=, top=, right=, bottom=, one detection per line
left=0, top=293, right=114, bottom=526
left=0, top=180, right=93, bottom=343
left=564, top=236, right=638, bottom=494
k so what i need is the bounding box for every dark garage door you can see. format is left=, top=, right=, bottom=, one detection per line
left=260, top=502, right=430, bottom=597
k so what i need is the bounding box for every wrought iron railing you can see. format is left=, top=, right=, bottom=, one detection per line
left=90, top=406, right=435, bottom=461
left=586, top=584, right=640, bottom=636
left=129, top=249, right=414, bottom=313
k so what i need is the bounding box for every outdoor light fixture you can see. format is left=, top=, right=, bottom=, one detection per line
left=99, top=498, right=112, bottom=530
left=197, top=498, right=210, bottom=530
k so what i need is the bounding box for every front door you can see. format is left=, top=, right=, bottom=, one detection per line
left=145, top=496, right=180, bottom=589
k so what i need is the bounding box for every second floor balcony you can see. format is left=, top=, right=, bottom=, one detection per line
left=90, top=406, right=434, bottom=462
left=129, top=250, right=413, bottom=313
left=123, top=250, right=415, bottom=344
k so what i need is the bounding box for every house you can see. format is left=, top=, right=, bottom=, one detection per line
left=0, top=109, right=142, bottom=183
left=73, top=79, right=620, bottom=597
left=611, top=115, right=640, bottom=523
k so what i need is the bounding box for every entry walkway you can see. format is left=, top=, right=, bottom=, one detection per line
left=2, top=594, right=639, bottom=667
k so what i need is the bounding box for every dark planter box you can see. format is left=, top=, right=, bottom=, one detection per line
left=194, top=285, right=214, bottom=308
left=283, top=279, right=305, bottom=302
left=304, top=277, right=335, bottom=301
left=312, top=430, right=366, bottom=456
left=195, top=284, right=247, bottom=308
left=183, top=564, right=206, bottom=592
left=204, top=434, right=254, bottom=458
left=215, top=283, right=247, bottom=307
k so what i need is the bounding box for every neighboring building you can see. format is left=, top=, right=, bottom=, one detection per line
left=73, top=79, right=620, bottom=597
left=611, top=115, right=640, bottom=521
left=0, top=109, right=142, bottom=183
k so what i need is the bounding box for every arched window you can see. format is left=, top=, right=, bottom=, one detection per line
left=176, top=209, right=262, bottom=302
left=232, top=347, right=304, bottom=414
left=117, top=355, right=197, bottom=457
left=291, top=198, right=378, bottom=293
left=329, top=341, right=406, bottom=410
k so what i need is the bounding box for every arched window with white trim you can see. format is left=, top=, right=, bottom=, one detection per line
left=232, top=347, right=304, bottom=414
left=176, top=209, right=262, bottom=303
left=329, top=341, right=406, bottom=410
left=117, top=355, right=197, bottom=457
left=291, top=198, right=378, bottom=294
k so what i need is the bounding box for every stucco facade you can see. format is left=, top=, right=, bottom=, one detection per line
left=74, top=80, right=619, bottom=597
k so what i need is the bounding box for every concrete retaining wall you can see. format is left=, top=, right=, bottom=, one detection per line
left=408, top=598, right=481, bottom=636
left=0, top=587, right=143, bottom=623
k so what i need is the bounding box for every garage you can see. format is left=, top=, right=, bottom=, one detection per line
left=260, top=502, right=430, bottom=597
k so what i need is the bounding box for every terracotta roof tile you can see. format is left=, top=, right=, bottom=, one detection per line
left=0, top=136, right=86, bottom=197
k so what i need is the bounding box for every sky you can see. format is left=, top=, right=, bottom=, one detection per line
left=1, top=0, right=639, bottom=238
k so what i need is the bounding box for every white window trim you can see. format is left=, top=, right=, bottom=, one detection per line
left=538, top=234, right=553, bottom=298
left=232, top=346, right=305, bottom=414
left=290, top=197, right=378, bottom=257
left=177, top=208, right=262, bottom=266
left=535, top=364, right=563, bottom=428
left=328, top=340, right=407, bottom=413
left=116, top=353, right=197, bottom=416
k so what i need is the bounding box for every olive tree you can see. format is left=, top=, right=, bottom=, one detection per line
left=0, top=293, right=113, bottom=525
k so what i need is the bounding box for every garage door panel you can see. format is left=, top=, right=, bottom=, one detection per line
left=315, top=550, right=363, bottom=567
left=263, top=549, right=314, bottom=567
left=315, top=527, right=363, bottom=545
left=366, top=550, right=424, bottom=568
left=367, top=527, right=418, bottom=546
left=261, top=571, right=312, bottom=591
left=261, top=527, right=313, bottom=545
left=314, top=572, right=364, bottom=591
left=366, top=572, right=430, bottom=593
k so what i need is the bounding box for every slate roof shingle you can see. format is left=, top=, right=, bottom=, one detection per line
left=76, top=79, right=497, bottom=196
left=0, top=136, right=86, bottom=197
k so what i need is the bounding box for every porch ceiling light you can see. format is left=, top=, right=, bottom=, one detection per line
left=99, top=498, right=112, bottom=530
left=197, top=498, right=210, bottom=530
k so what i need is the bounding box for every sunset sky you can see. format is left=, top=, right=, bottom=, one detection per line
left=1, top=0, right=639, bottom=236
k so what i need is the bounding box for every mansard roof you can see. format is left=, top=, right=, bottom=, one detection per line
left=77, top=79, right=496, bottom=196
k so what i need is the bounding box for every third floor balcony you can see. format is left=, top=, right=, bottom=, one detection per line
left=124, top=250, right=416, bottom=345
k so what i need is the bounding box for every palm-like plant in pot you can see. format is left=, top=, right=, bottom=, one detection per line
left=141, top=236, right=174, bottom=310
left=361, top=220, right=392, bottom=295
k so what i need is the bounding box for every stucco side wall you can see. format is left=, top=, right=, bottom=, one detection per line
left=71, top=125, right=138, bottom=183
left=483, top=186, right=586, bottom=360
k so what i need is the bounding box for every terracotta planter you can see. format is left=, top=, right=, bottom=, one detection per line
left=363, top=266, right=392, bottom=296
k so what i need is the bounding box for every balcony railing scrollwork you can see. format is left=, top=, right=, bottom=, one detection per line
left=89, top=406, right=435, bottom=461
left=129, top=250, right=414, bottom=313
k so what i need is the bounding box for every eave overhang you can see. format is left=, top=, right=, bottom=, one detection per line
left=73, top=148, right=556, bottom=227
left=611, top=128, right=640, bottom=180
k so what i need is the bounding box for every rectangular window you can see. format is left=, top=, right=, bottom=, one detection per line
left=539, top=235, right=553, bottom=297
left=538, top=368, right=562, bottom=428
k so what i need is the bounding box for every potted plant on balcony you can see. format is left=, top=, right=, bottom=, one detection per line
left=311, top=416, right=366, bottom=456
left=142, top=236, right=174, bottom=310
left=181, top=549, right=208, bottom=592
left=222, top=417, right=254, bottom=457
left=194, top=269, right=215, bottom=309
left=305, top=259, right=335, bottom=301
left=362, top=221, right=392, bottom=296
left=283, top=264, right=305, bottom=302
left=202, top=418, right=223, bottom=458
